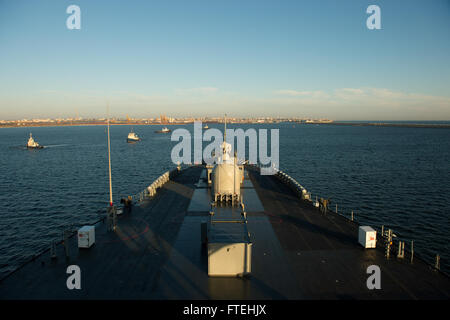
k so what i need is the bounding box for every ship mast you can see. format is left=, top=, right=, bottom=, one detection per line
left=107, top=105, right=113, bottom=207
left=222, top=114, right=227, bottom=156
left=224, top=113, right=227, bottom=142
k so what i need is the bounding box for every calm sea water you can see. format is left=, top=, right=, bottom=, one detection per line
left=0, top=123, right=449, bottom=278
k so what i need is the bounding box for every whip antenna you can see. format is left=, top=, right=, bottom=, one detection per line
left=107, top=104, right=113, bottom=206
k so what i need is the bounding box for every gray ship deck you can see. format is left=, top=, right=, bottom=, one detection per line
left=1, top=165, right=449, bottom=300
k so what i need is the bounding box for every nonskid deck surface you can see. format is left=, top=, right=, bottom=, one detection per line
left=0, top=166, right=202, bottom=299
left=248, top=167, right=450, bottom=299
left=0, top=165, right=449, bottom=299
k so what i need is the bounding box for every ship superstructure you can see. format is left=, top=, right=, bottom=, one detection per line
left=127, top=129, right=141, bottom=142
left=26, top=133, right=43, bottom=149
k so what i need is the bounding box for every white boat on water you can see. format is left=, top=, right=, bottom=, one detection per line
left=203, top=124, right=209, bottom=129
left=27, top=133, right=43, bottom=149
left=127, top=129, right=141, bottom=142
left=155, top=127, right=171, bottom=133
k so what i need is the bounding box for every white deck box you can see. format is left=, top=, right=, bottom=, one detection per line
left=207, top=220, right=252, bottom=277
left=358, top=226, right=376, bottom=248
left=208, top=242, right=252, bottom=277
left=78, top=226, right=95, bottom=249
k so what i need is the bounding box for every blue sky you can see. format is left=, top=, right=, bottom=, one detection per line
left=0, top=0, right=449, bottom=120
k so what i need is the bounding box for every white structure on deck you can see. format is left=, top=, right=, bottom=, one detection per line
left=78, top=225, right=95, bottom=249
left=206, top=115, right=252, bottom=277
left=211, top=119, right=244, bottom=204
left=358, top=226, right=377, bottom=248
left=207, top=219, right=252, bottom=277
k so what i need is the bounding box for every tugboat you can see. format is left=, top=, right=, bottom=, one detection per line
left=127, top=128, right=141, bottom=142
left=26, top=133, right=43, bottom=149
left=155, top=127, right=171, bottom=133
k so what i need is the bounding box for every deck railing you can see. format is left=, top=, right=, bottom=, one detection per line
left=130, top=165, right=183, bottom=203
left=245, top=163, right=447, bottom=276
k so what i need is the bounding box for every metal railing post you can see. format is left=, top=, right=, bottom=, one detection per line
left=63, top=230, right=70, bottom=259
left=50, top=240, right=57, bottom=260
left=385, top=229, right=392, bottom=259
left=397, top=241, right=405, bottom=259
left=435, top=254, right=440, bottom=271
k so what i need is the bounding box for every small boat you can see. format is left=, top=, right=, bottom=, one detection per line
left=27, top=133, right=43, bottom=149
left=127, top=129, right=141, bottom=142
left=203, top=124, right=209, bottom=129
left=155, top=127, right=171, bottom=133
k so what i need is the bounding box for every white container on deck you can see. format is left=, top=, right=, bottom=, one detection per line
left=208, top=242, right=252, bottom=276
left=78, top=226, right=95, bottom=249
left=358, top=226, right=376, bottom=248
left=207, top=220, right=252, bottom=277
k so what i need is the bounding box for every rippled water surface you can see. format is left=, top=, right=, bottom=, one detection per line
left=0, top=123, right=449, bottom=278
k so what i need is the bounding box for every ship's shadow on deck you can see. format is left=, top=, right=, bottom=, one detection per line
left=248, top=170, right=358, bottom=250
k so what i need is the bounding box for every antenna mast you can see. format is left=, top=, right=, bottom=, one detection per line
left=224, top=114, right=227, bottom=141
left=107, top=104, right=113, bottom=206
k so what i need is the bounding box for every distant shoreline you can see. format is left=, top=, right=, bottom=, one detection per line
left=1, top=121, right=450, bottom=129
left=0, top=122, right=192, bottom=129
left=313, top=122, right=450, bottom=129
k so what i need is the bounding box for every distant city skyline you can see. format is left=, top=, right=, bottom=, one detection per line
left=1, top=0, right=449, bottom=120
